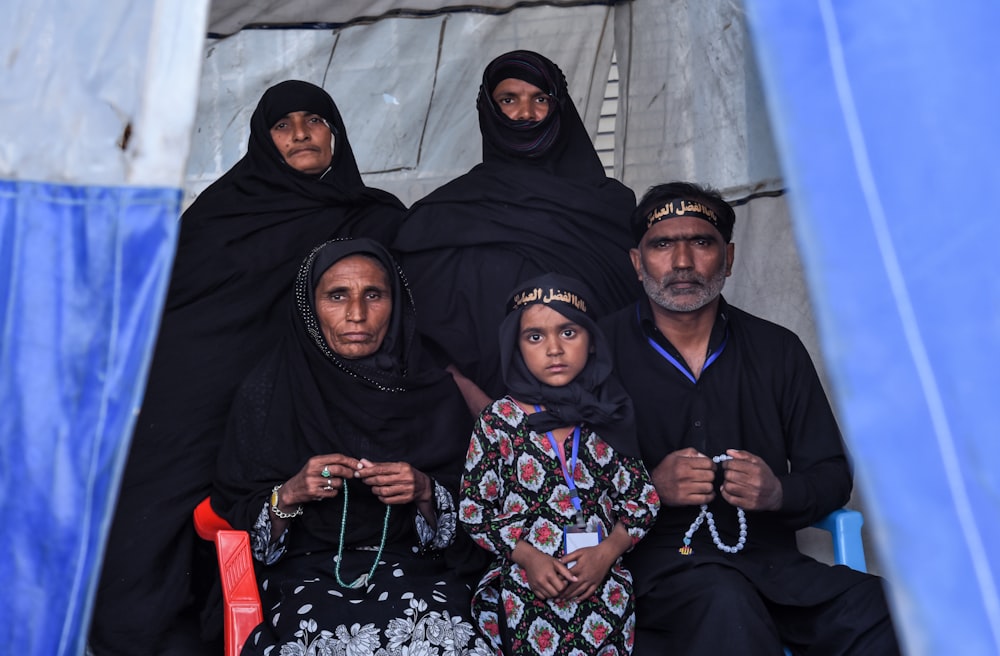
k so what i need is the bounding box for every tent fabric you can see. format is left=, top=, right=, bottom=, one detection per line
left=206, top=0, right=616, bottom=35
left=613, top=0, right=783, bottom=197
left=0, top=1, right=208, bottom=654
left=1, top=3, right=207, bottom=188
left=744, top=1, right=1000, bottom=654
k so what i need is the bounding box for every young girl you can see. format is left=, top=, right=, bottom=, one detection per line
left=460, top=273, right=660, bottom=655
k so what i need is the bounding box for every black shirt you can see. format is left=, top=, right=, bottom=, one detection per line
left=601, top=296, right=856, bottom=600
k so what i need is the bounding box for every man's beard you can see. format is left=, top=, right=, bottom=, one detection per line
left=641, top=260, right=727, bottom=313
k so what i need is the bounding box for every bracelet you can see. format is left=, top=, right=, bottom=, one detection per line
left=270, top=484, right=303, bottom=519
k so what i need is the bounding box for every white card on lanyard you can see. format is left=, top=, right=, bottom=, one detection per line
left=536, top=414, right=604, bottom=561
left=564, top=523, right=603, bottom=553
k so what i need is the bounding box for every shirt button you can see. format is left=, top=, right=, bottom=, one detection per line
left=694, top=420, right=702, bottom=428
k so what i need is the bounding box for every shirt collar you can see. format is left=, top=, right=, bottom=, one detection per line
left=636, top=295, right=730, bottom=359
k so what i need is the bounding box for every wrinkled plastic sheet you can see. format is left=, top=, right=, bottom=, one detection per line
left=207, top=0, right=617, bottom=35
left=745, top=2, right=1000, bottom=654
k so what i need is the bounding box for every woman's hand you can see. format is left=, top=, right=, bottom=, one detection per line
left=354, top=458, right=432, bottom=505
left=280, top=453, right=361, bottom=507
left=266, top=453, right=359, bottom=541
left=512, top=540, right=576, bottom=600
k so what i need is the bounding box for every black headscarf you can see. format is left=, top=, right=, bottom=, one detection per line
left=394, top=51, right=639, bottom=399
left=499, top=273, right=640, bottom=458
left=477, top=49, right=564, bottom=161
left=92, top=81, right=405, bottom=652
left=212, top=239, right=471, bottom=553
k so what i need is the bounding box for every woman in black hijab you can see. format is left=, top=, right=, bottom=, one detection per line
left=212, top=238, right=489, bottom=655
left=90, top=81, right=405, bottom=655
left=393, top=51, right=639, bottom=408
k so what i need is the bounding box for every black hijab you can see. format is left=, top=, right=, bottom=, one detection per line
left=93, top=81, right=405, bottom=650
left=394, top=51, right=639, bottom=399
left=212, top=239, right=471, bottom=553
left=499, top=273, right=639, bottom=458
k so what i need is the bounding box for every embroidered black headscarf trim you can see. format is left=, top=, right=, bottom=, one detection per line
left=213, top=238, right=471, bottom=550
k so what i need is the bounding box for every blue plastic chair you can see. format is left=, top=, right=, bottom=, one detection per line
left=813, top=507, right=867, bottom=572
left=783, top=508, right=867, bottom=655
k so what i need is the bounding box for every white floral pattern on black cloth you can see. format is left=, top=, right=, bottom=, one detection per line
left=242, top=480, right=492, bottom=656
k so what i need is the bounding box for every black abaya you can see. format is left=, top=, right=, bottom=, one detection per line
left=393, top=51, right=639, bottom=400
left=90, top=81, right=405, bottom=655
left=211, top=239, right=488, bottom=655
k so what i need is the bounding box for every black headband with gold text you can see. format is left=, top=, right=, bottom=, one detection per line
left=645, top=200, right=721, bottom=233
left=507, top=286, right=590, bottom=316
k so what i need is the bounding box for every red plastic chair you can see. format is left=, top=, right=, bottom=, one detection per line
left=193, top=497, right=263, bottom=656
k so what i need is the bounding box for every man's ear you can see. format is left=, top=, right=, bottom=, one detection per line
left=725, top=243, right=735, bottom=277
left=629, top=247, right=643, bottom=281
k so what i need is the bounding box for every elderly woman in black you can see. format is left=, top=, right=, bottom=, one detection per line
left=90, top=81, right=405, bottom=654
left=212, top=238, right=491, bottom=656
left=394, top=50, right=639, bottom=412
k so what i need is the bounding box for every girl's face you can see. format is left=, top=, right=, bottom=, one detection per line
left=518, top=304, right=591, bottom=387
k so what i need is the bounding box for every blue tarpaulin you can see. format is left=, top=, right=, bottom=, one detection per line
left=0, top=181, right=180, bottom=653
left=744, top=2, right=1000, bottom=654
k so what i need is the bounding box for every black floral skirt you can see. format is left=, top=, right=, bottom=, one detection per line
left=241, top=546, right=494, bottom=655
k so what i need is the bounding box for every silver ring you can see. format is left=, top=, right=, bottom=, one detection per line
left=323, top=483, right=333, bottom=491
left=321, top=466, right=331, bottom=478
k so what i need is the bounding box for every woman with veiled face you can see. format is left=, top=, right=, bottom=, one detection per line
left=394, top=51, right=640, bottom=415
left=212, top=238, right=491, bottom=655
left=91, top=82, right=406, bottom=655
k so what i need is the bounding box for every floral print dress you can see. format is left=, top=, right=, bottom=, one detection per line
left=460, top=398, right=659, bottom=655
left=241, top=481, right=494, bottom=656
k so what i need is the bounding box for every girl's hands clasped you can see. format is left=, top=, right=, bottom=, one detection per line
left=558, top=545, right=616, bottom=601
left=558, top=523, right=633, bottom=602
left=513, top=541, right=577, bottom=600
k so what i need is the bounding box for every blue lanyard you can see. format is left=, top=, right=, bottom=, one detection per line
left=637, top=303, right=728, bottom=384
left=534, top=406, right=582, bottom=513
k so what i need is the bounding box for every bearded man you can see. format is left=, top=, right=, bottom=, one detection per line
left=600, top=182, right=900, bottom=655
